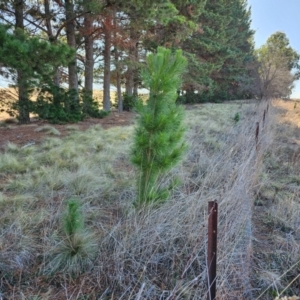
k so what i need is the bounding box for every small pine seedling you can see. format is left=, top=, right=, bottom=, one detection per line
left=63, top=199, right=84, bottom=237
left=233, top=112, right=240, bottom=123
left=47, top=198, right=97, bottom=277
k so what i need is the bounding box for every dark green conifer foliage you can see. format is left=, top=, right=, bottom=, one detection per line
left=0, top=25, right=75, bottom=121
left=131, top=47, right=187, bottom=205
left=181, top=0, right=257, bottom=102
left=214, top=0, right=256, bottom=100
left=63, top=199, right=84, bottom=238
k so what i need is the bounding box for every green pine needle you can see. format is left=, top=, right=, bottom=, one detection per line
left=131, top=47, right=187, bottom=206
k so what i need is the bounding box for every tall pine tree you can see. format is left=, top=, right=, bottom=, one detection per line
left=181, top=0, right=257, bottom=102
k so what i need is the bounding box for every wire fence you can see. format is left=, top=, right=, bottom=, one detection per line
left=101, top=101, right=273, bottom=299
left=206, top=101, right=272, bottom=299
left=0, top=99, right=275, bottom=299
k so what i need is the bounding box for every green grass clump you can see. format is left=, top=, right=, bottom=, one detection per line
left=0, top=152, right=36, bottom=174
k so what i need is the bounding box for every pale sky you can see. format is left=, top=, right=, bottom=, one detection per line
left=248, top=0, right=300, bottom=98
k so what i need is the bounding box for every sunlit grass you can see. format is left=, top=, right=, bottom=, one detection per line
left=34, top=125, right=61, bottom=136
left=252, top=99, right=300, bottom=299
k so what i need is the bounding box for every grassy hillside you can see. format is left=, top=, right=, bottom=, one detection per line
left=0, top=100, right=299, bottom=299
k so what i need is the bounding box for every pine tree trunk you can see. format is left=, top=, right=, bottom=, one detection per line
left=113, top=12, right=122, bottom=112
left=83, top=13, right=94, bottom=113
left=65, top=0, right=79, bottom=111
left=133, top=41, right=139, bottom=96
left=126, top=43, right=134, bottom=96
left=126, top=28, right=139, bottom=97
left=125, top=69, right=134, bottom=96
left=44, top=0, right=61, bottom=107
left=84, top=14, right=94, bottom=94
left=44, top=0, right=54, bottom=41
left=133, top=78, right=138, bottom=96
left=117, top=73, right=122, bottom=113
left=17, top=71, right=30, bottom=124
left=103, top=15, right=112, bottom=111
left=44, top=0, right=59, bottom=88
left=15, top=0, right=30, bottom=124
left=115, top=49, right=123, bottom=113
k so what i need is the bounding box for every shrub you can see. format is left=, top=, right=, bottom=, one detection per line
left=122, top=93, right=139, bottom=111
left=119, top=93, right=141, bottom=111
left=33, top=85, right=83, bottom=123
left=82, top=89, right=110, bottom=118
left=33, top=85, right=110, bottom=123
left=177, top=91, right=202, bottom=104
left=112, top=93, right=142, bottom=111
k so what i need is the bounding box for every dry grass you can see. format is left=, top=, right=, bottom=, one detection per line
left=1, top=100, right=294, bottom=299
left=34, top=125, right=61, bottom=135
left=252, top=99, right=300, bottom=299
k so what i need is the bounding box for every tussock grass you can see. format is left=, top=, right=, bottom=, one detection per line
left=46, top=232, right=97, bottom=276
left=65, top=124, right=80, bottom=131
left=0, top=152, right=37, bottom=174
left=0, top=101, right=280, bottom=299
left=4, top=142, right=19, bottom=153
left=34, top=125, right=61, bottom=135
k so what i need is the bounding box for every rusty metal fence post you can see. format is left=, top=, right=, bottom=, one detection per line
left=207, top=201, right=218, bottom=300
left=263, top=110, right=266, bottom=127
left=255, top=122, right=259, bottom=149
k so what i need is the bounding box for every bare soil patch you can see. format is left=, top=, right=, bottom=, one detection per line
left=0, top=111, right=136, bottom=149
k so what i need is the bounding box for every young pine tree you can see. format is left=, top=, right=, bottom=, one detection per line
left=48, top=199, right=97, bottom=277
left=131, top=47, right=187, bottom=206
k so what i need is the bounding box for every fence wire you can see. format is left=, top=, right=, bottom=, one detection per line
left=94, top=101, right=272, bottom=299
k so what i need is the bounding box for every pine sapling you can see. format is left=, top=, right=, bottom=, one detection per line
left=131, top=47, right=187, bottom=206
left=233, top=112, right=240, bottom=123
left=47, top=198, right=97, bottom=277
left=63, top=199, right=84, bottom=238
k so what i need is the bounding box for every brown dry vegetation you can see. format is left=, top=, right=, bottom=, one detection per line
left=0, top=99, right=300, bottom=299
left=252, top=99, right=300, bottom=299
